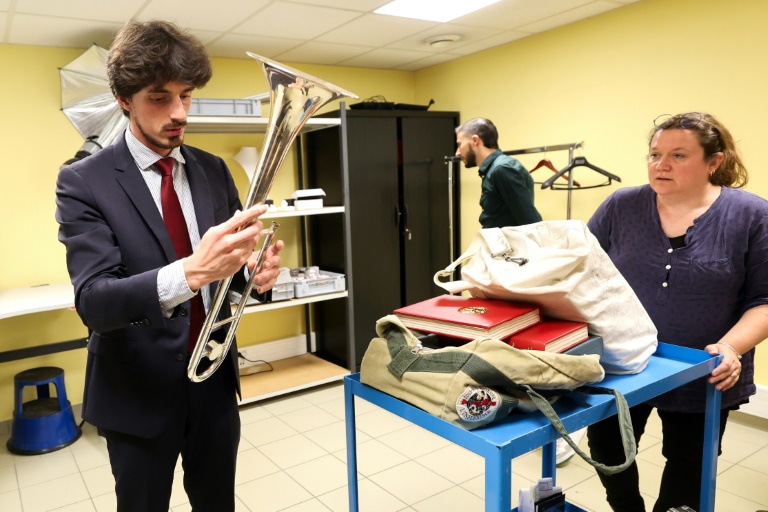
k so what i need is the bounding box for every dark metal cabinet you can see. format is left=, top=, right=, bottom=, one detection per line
left=304, top=108, right=460, bottom=370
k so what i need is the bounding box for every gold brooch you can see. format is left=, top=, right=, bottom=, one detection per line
left=459, top=307, right=487, bottom=314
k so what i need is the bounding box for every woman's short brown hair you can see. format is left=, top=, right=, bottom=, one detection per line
left=107, top=20, right=212, bottom=115
left=650, top=112, right=748, bottom=188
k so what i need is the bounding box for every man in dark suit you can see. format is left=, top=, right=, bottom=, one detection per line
left=55, top=20, right=284, bottom=511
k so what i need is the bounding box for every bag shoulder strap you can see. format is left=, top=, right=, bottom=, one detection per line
left=384, top=328, right=506, bottom=383
left=434, top=252, right=474, bottom=294
left=433, top=228, right=511, bottom=295
left=524, top=384, right=637, bottom=475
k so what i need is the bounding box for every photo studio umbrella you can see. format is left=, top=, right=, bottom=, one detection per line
left=59, top=44, right=127, bottom=165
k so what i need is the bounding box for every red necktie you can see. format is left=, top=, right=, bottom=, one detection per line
left=156, top=157, right=205, bottom=353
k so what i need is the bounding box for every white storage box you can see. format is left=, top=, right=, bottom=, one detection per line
left=293, top=271, right=346, bottom=298
left=228, top=290, right=258, bottom=306
left=271, top=268, right=295, bottom=302
left=291, top=188, right=325, bottom=210
left=188, top=98, right=262, bottom=117
left=228, top=267, right=294, bottom=305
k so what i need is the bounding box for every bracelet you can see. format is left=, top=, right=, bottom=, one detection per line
left=717, top=342, right=742, bottom=360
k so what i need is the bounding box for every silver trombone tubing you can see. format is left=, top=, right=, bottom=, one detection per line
left=187, top=53, right=357, bottom=382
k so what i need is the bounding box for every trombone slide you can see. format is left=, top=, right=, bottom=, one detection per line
left=188, top=221, right=279, bottom=383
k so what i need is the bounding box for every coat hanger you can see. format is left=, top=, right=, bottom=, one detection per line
left=530, top=158, right=581, bottom=187
left=541, top=155, right=621, bottom=190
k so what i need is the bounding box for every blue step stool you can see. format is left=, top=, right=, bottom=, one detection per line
left=7, top=366, right=81, bottom=455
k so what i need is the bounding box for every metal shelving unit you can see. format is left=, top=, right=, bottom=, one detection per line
left=186, top=116, right=341, bottom=134
left=187, top=113, right=352, bottom=401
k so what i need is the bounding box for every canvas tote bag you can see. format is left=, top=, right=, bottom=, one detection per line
left=360, top=316, right=637, bottom=475
left=434, top=221, right=657, bottom=374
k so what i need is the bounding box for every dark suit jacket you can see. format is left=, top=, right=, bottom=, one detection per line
left=56, top=134, right=244, bottom=438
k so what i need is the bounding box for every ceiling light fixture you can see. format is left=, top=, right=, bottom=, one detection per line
left=374, top=0, right=501, bottom=23
left=427, top=34, right=461, bottom=48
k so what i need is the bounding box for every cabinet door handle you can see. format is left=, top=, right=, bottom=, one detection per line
left=402, top=204, right=411, bottom=240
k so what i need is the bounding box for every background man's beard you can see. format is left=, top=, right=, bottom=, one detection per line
left=464, top=148, right=477, bottom=168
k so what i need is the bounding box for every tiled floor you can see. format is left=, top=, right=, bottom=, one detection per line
left=2, top=381, right=768, bottom=511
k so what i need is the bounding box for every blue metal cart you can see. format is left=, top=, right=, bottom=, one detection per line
left=344, top=342, right=722, bottom=511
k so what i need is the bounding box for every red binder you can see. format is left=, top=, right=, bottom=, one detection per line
left=505, top=318, right=589, bottom=353
left=394, top=295, right=540, bottom=340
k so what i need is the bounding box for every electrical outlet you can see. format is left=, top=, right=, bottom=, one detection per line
left=238, top=352, right=258, bottom=369
left=238, top=350, right=270, bottom=377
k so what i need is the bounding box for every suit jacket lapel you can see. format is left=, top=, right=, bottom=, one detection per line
left=181, top=146, right=215, bottom=238
left=181, top=147, right=223, bottom=299
left=113, top=136, right=179, bottom=263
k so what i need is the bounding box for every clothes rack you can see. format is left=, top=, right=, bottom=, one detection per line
left=446, top=141, right=620, bottom=221
left=505, top=141, right=620, bottom=219
left=504, top=142, right=581, bottom=219
left=504, top=141, right=582, bottom=156
left=445, top=156, right=460, bottom=263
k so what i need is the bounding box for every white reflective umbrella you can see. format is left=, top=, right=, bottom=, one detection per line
left=60, top=44, right=127, bottom=152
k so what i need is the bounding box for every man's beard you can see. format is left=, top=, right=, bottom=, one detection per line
left=136, top=119, right=186, bottom=150
left=464, top=147, right=477, bottom=168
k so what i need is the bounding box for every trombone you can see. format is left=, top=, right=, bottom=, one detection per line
left=187, top=53, right=357, bottom=382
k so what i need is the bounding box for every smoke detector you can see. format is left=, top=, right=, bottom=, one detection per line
left=426, top=34, right=461, bottom=48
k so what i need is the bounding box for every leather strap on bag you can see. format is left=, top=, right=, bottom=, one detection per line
left=524, top=385, right=637, bottom=475
left=433, top=252, right=474, bottom=294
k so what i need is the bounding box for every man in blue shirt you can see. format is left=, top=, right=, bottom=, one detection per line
left=455, top=118, right=542, bottom=227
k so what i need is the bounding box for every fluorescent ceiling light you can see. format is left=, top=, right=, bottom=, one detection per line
left=374, top=0, right=502, bottom=23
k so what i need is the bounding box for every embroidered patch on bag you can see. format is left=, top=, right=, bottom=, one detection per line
left=456, top=386, right=499, bottom=422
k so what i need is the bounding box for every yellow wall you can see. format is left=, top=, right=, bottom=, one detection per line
left=414, top=0, right=768, bottom=387
left=2, top=0, right=767, bottom=421
left=416, top=0, right=768, bottom=242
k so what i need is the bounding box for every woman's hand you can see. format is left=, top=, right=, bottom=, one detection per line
left=703, top=304, right=768, bottom=392
left=704, top=342, right=742, bottom=392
